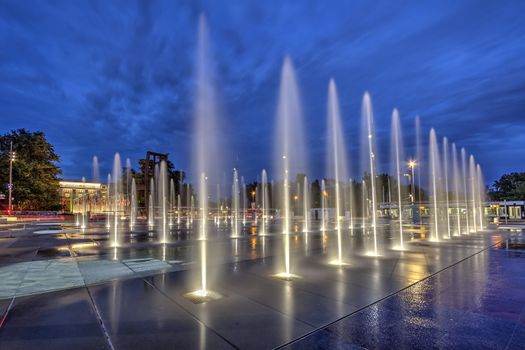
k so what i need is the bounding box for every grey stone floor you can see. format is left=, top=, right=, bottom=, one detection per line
left=0, top=221, right=521, bottom=349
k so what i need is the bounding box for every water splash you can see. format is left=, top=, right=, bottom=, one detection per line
left=390, top=109, right=405, bottom=249
left=92, top=156, right=100, bottom=183
left=326, top=79, right=348, bottom=264
left=111, top=153, right=122, bottom=247
left=302, top=176, right=310, bottom=233
left=461, top=148, right=470, bottom=234
left=261, top=169, right=269, bottom=235
left=469, top=155, right=478, bottom=232
left=443, top=137, right=451, bottom=239
left=274, top=56, right=306, bottom=278
left=231, top=169, right=240, bottom=237
left=429, top=129, right=441, bottom=242
left=451, top=143, right=462, bottom=235
left=361, top=92, right=379, bottom=256
left=130, top=178, right=137, bottom=230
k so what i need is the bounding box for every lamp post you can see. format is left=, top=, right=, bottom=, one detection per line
left=408, top=160, right=416, bottom=223
left=7, top=141, right=16, bottom=215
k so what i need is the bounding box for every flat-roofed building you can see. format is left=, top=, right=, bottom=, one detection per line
left=58, top=180, right=108, bottom=213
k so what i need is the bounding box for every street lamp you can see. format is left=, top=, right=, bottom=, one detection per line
left=408, top=160, right=417, bottom=223
left=407, top=160, right=416, bottom=203
left=8, top=141, right=16, bottom=215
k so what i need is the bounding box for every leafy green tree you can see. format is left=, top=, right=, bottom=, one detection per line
left=0, top=129, right=62, bottom=210
left=489, top=172, right=525, bottom=201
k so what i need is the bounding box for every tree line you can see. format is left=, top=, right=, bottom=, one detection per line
left=0, top=128, right=522, bottom=210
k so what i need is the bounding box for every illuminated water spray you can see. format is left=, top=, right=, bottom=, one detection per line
left=390, top=109, right=405, bottom=250
left=273, top=56, right=305, bottom=280
left=261, top=169, right=268, bottom=235
left=429, top=129, right=441, bottom=242
left=443, top=137, right=451, bottom=239
left=362, top=93, right=379, bottom=256
left=184, top=15, right=222, bottom=301
left=326, top=80, right=348, bottom=265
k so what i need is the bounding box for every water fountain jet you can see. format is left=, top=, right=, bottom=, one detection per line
left=361, top=92, right=380, bottom=256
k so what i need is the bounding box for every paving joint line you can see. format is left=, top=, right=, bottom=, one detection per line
left=142, top=278, right=240, bottom=350
left=274, top=237, right=501, bottom=349
left=85, top=285, right=116, bottom=350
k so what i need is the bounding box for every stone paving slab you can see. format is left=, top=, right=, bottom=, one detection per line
left=0, top=227, right=513, bottom=349
left=284, top=245, right=525, bottom=350
left=0, top=287, right=110, bottom=350
left=122, top=258, right=172, bottom=273
left=77, top=259, right=134, bottom=285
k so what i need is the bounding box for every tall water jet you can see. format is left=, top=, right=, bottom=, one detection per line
left=111, top=153, right=122, bottom=247
left=199, top=173, right=208, bottom=241
left=321, top=179, right=327, bottom=231
left=216, top=184, right=220, bottom=226
left=148, top=178, right=155, bottom=228
left=302, top=176, right=310, bottom=233
left=261, top=169, right=268, bottom=235
left=452, top=143, right=462, bottom=235
left=273, top=56, right=306, bottom=280
left=361, top=92, right=379, bottom=256
left=106, top=174, right=111, bottom=229
left=461, top=148, right=470, bottom=234
left=92, top=156, right=100, bottom=183
left=390, top=109, right=405, bottom=250
left=415, top=116, right=423, bottom=222
left=241, top=176, right=246, bottom=225
left=443, top=137, right=451, bottom=239
left=186, top=185, right=192, bottom=227
left=362, top=180, right=368, bottom=229
left=177, top=194, right=181, bottom=225
left=80, top=177, right=87, bottom=229
left=190, top=195, right=195, bottom=225
left=159, top=161, right=168, bottom=243
left=130, top=178, right=137, bottom=230
left=429, top=129, right=441, bottom=241
left=326, top=80, right=348, bottom=264
left=183, top=15, right=223, bottom=301
left=125, top=158, right=132, bottom=209
left=348, top=179, right=354, bottom=231
left=469, top=155, right=478, bottom=233
left=231, top=169, right=240, bottom=237
left=169, top=179, right=175, bottom=226
left=476, top=164, right=485, bottom=229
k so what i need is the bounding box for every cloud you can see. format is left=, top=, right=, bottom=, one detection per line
left=0, top=0, right=524, bottom=184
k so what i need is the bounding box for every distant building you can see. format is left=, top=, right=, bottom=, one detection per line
left=58, top=180, right=108, bottom=213
left=488, top=201, right=524, bottom=220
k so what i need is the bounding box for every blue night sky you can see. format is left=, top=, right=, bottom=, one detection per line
left=1, top=0, right=525, bottom=185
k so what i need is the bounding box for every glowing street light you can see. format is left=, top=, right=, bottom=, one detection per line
left=407, top=160, right=416, bottom=204
left=408, top=160, right=417, bottom=223
left=8, top=141, right=15, bottom=215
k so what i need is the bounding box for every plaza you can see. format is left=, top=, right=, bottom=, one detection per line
left=2, top=2, right=525, bottom=349
left=0, top=220, right=523, bottom=349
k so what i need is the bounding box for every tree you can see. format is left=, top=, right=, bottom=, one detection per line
left=0, top=129, right=62, bottom=210
left=489, top=172, right=525, bottom=201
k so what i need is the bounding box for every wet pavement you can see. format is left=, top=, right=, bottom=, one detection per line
left=284, top=237, right=525, bottom=349
left=0, top=221, right=523, bottom=349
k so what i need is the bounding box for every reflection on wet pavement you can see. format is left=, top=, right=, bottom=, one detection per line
left=0, top=221, right=523, bottom=349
